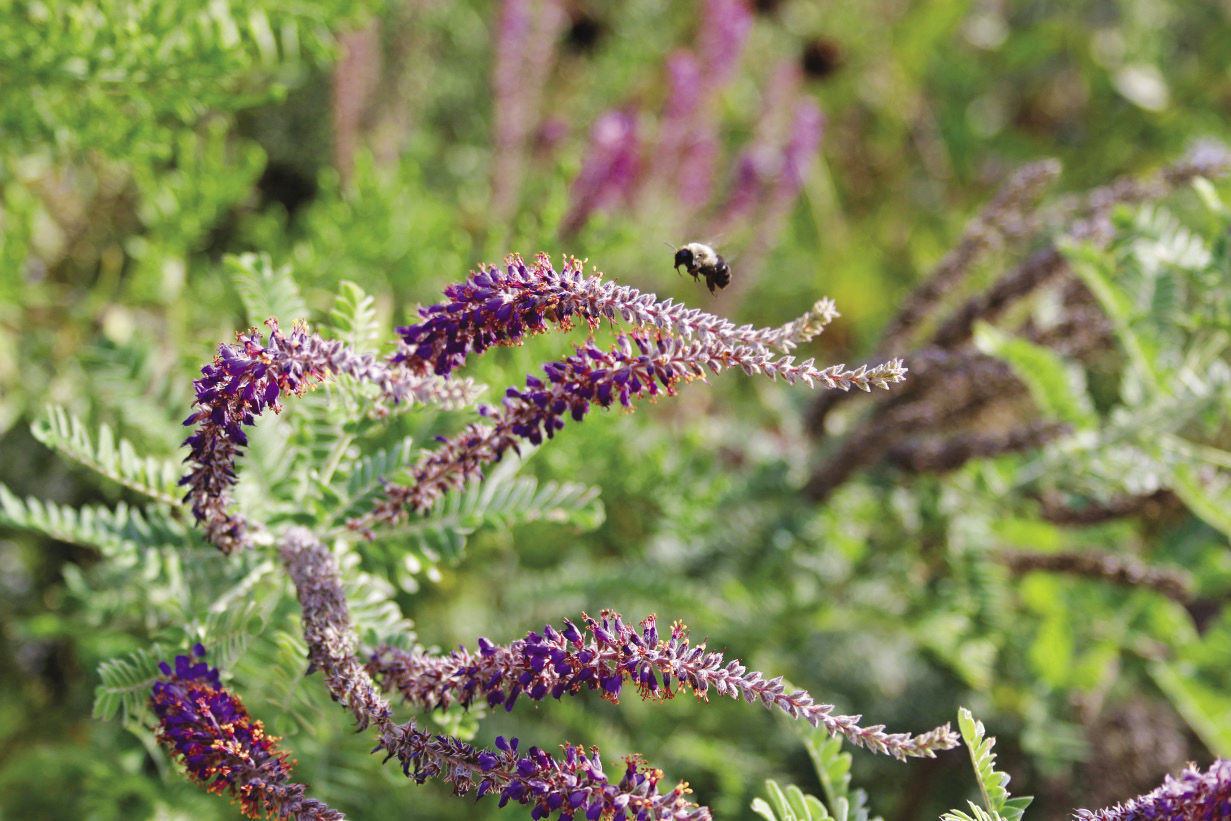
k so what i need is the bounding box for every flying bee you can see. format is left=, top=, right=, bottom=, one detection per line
left=671, top=242, right=731, bottom=294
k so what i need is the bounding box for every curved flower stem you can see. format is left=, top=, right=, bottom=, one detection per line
left=369, top=612, right=959, bottom=761
left=181, top=319, right=479, bottom=554
left=357, top=331, right=905, bottom=531
left=185, top=258, right=852, bottom=554
left=394, top=253, right=840, bottom=378
left=278, top=528, right=711, bottom=821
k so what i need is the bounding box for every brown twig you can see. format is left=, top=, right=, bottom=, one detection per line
left=887, top=421, right=1071, bottom=474
left=997, top=547, right=1194, bottom=604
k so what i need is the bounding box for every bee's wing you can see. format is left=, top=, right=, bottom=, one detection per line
left=700, top=228, right=731, bottom=251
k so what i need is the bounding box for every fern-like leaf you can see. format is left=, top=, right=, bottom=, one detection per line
left=1130, top=206, right=1212, bottom=277
left=752, top=780, right=832, bottom=821
left=189, top=601, right=268, bottom=672
left=330, top=280, right=382, bottom=352
left=1066, top=240, right=1163, bottom=389
left=79, top=340, right=193, bottom=442
left=973, top=324, right=1095, bottom=428
left=328, top=436, right=415, bottom=523
left=807, top=735, right=881, bottom=821
left=94, top=644, right=169, bottom=723
left=0, top=484, right=198, bottom=556
left=31, top=406, right=184, bottom=506
left=751, top=734, right=883, bottom=821
left=232, top=410, right=305, bottom=526
left=339, top=548, right=417, bottom=644
left=941, top=708, right=1032, bottom=821
left=378, top=471, right=604, bottom=564
left=228, top=253, right=309, bottom=328
left=93, top=602, right=268, bottom=724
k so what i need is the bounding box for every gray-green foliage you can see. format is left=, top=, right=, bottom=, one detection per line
left=30, top=405, right=184, bottom=505
left=364, top=460, right=605, bottom=592
left=975, top=194, right=1231, bottom=524
left=0, top=0, right=375, bottom=446
left=0, top=485, right=191, bottom=558
left=751, top=711, right=1030, bottom=821
left=949, top=189, right=1231, bottom=769
left=0, top=260, right=605, bottom=787
left=941, top=708, right=1032, bottom=821
left=4, top=1, right=1231, bottom=818
left=0, top=403, right=219, bottom=627
left=752, top=734, right=883, bottom=821
left=0, top=0, right=372, bottom=159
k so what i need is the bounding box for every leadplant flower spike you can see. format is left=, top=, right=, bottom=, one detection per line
left=279, top=528, right=708, bottom=821
left=167, top=256, right=924, bottom=819
left=151, top=646, right=343, bottom=820
left=363, top=330, right=902, bottom=527
left=393, top=253, right=839, bottom=379
left=1072, top=758, right=1231, bottom=820
left=358, top=254, right=887, bottom=529
left=181, top=253, right=895, bottom=552
left=181, top=318, right=478, bottom=553
left=560, top=112, right=642, bottom=236
left=369, top=613, right=958, bottom=760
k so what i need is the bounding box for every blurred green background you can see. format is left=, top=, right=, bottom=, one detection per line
left=2, top=0, right=1230, bottom=819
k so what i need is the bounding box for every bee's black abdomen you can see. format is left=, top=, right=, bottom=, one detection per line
left=703, top=259, right=731, bottom=293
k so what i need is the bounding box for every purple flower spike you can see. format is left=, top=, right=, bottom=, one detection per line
left=279, top=529, right=712, bottom=821
left=780, top=99, right=826, bottom=194
left=182, top=318, right=480, bottom=554
left=361, top=321, right=900, bottom=531
left=696, top=0, right=753, bottom=91
left=1072, top=759, right=1231, bottom=820
left=150, top=647, right=342, bottom=819
left=368, top=611, right=957, bottom=761
left=648, top=51, right=710, bottom=201
left=560, top=110, right=642, bottom=236
left=705, top=54, right=811, bottom=235
left=491, top=0, right=568, bottom=220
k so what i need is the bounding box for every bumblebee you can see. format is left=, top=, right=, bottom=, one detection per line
left=672, top=242, right=731, bottom=294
